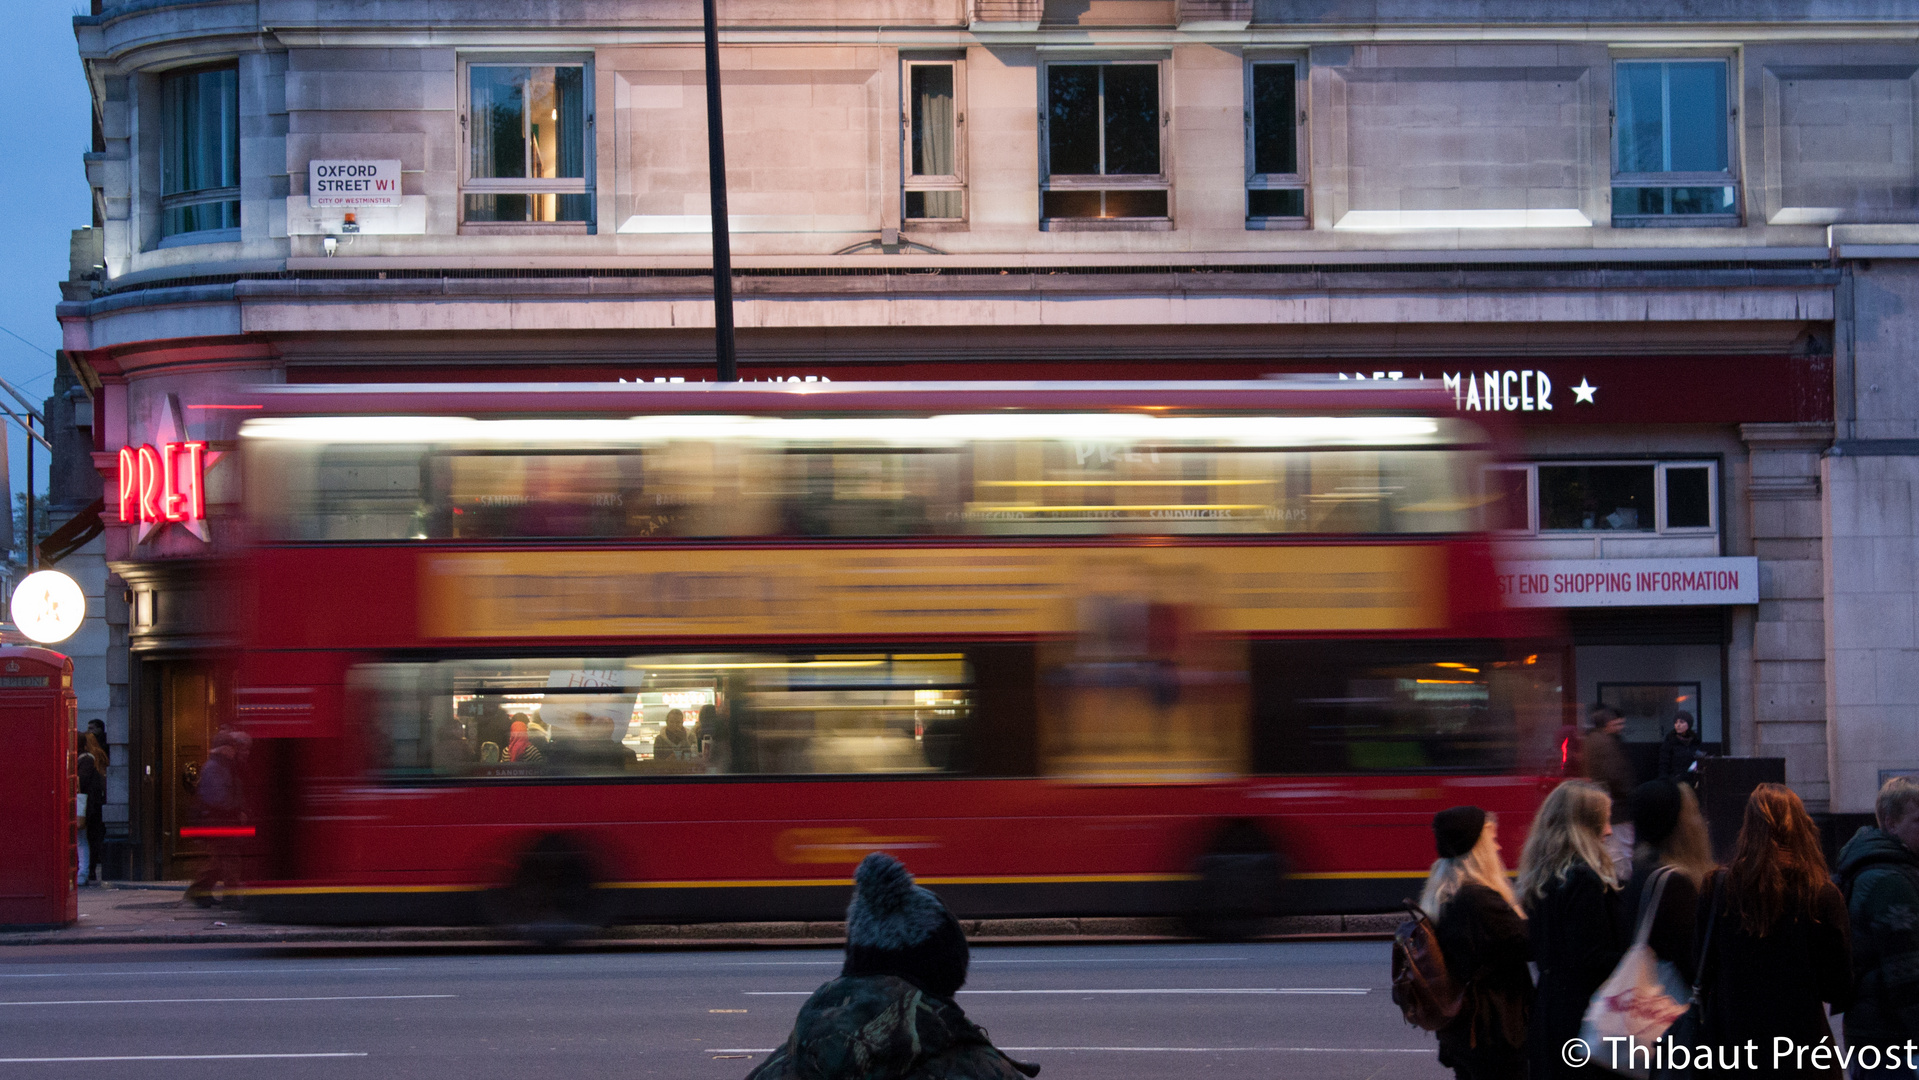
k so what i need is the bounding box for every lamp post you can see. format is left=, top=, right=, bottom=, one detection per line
left=702, top=0, right=738, bottom=383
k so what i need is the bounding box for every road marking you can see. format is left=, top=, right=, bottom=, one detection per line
left=721, top=957, right=1246, bottom=966
left=704, top=1047, right=1429, bottom=1055
left=0, top=967, right=405, bottom=979
left=974, top=957, right=1249, bottom=965
left=0, top=1005, right=452, bottom=1012
left=0, top=1053, right=370, bottom=1063
left=745, top=988, right=1367, bottom=996
left=1001, top=1046, right=1431, bottom=1053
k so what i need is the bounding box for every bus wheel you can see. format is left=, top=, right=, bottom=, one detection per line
left=485, top=834, right=605, bottom=946
left=1186, top=820, right=1286, bottom=942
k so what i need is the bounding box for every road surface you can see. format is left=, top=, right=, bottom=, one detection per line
left=0, top=940, right=1447, bottom=1079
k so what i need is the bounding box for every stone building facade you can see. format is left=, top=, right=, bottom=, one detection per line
left=54, top=0, right=1919, bottom=872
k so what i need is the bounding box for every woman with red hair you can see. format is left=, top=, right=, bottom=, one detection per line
left=1695, top=783, right=1853, bottom=1076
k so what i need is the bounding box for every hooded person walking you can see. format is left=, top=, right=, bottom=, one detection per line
left=747, top=853, right=1039, bottom=1080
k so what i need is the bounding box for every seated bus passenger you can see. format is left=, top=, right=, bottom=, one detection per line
left=654, top=708, right=698, bottom=761
left=505, top=720, right=545, bottom=764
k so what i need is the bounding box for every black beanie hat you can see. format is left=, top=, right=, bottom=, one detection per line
left=1433, top=805, right=1488, bottom=860
left=842, top=852, right=970, bottom=1000
left=1633, top=779, right=1684, bottom=849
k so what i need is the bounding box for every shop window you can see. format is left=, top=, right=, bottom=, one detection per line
left=1483, top=465, right=1534, bottom=532
left=159, top=65, right=240, bottom=243
left=1664, top=465, right=1713, bottom=529
left=361, top=652, right=972, bottom=780
left=463, top=62, right=592, bottom=225
left=1495, top=461, right=1717, bottom=535
left=1245, top=60, right=1306, bottom=224
left=1612, top=59, right=1737, bottom=226
left=903, top=60, right=964, bottom=222
left=1042, top=61, right=1169, bottom=222
left=1540, top=464, right=1656, bottom=531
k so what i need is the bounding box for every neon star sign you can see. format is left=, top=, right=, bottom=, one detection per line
left=116, top=401, right=223, bottom=542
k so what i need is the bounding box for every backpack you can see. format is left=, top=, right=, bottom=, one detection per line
left=1392, top=902, right=1463, bottom=1031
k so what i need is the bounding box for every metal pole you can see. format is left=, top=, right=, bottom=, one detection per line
left=702, top=0, right=738, bottom=382
left=24, top=416, right=33, bottom=571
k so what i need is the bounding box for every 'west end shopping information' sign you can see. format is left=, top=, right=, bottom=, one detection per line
left=1496, top=557, right=1760, bottom=607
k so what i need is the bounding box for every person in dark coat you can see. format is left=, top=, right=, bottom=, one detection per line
left=1695, top=783, right=1852, bottom=1079
left=185, top=729, right=252, bottom=906
left=1836, top=776, right=1919, bottom=1068
left=1419, top=806, right=1533, bottom=1080
left=83, top=719, right=110, bottom=768
left=1619, top=779, right=1713, bottom=984
left=76, top=746, right=107, bottom=885
left=1582, top=706, right=1637, bottom=879
left=1517, top=780, right=1624, bottom=1079
left=747, top=853, right=1038, bottom=1080
left=1656, top=713, right=1703, bottom=784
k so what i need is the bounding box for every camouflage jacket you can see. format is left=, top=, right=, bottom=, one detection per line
left=745, top=975, right=1038, bottom=1080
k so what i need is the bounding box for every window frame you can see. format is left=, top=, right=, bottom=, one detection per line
left=458, top=57, right=596, bottom=230
left=1491, top=460, right=1720, bottom=536
left=1038, top=56, right=1171, bottom=226
left=1244, top=57, right=1309, bottom=228
left=1609, top=56, right=1740, bottom=228
left=156, top=61, right=241, bottom=247
left=901, top=57, right=967, bottom=224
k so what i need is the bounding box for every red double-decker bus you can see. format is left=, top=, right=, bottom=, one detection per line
left=229, top=381, right=1563, bottom=935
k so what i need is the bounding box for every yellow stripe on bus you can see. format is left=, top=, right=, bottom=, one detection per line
left=235, top=871, right=1438, bottom=896
left=233, top=884, right=485, bottom=896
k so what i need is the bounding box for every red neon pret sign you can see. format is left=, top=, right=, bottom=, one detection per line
left=118, top=442, right=208, bottom=525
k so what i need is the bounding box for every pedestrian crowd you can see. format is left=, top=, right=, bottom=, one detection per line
left=1407, top=709, right=1919, bottom=1080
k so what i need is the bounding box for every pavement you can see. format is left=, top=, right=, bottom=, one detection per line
left=0, top=882, right=1402, bottom=948
left=0, top=939, right=1443, bottom=1079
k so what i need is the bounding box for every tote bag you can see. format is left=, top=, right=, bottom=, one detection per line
left=1579, top=866, right=1692, bottom=1078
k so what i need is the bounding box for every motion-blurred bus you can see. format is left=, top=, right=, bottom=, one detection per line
left=228, top=381, right=1564, bottom=936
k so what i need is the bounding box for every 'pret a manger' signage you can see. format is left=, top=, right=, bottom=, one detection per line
left=118, top=442, right=206, bottom=525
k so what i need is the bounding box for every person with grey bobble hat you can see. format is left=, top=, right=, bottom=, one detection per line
left=747, top=852, right=1038, bottom=1080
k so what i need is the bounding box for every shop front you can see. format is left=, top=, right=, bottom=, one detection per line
left=1501, top=564, right=1759, bottom=781
left=90, top=372, right=247, bottom=880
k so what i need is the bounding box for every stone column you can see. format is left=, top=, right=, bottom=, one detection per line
left=1825, top=256, right=1919, bottom=814
left=1743, top=422, right=1834, bottom=810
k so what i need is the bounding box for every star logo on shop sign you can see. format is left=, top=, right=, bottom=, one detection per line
left=1571, top=379, right=1599, bottom=405
left=131, top=395, right=224, bottom=544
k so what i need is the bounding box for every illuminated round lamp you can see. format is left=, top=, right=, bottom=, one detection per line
left=11, top=570, right=86, bottom=645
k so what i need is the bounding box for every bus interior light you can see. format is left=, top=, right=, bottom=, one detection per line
left=240, top=412, right=1446, bottom=448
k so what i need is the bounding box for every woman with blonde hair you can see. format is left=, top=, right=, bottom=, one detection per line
left=1517, top=780, right=1624, bottom=1078
left=1420, top=806, right=1532, bottom=1080
left=1694, top=784, right=1851, bottom=1077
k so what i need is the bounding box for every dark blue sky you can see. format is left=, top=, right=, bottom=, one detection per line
left=1, top=5, right=95, bottom=505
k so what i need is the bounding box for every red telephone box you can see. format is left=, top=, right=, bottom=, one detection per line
left=0, top=647, right=77, bottom=928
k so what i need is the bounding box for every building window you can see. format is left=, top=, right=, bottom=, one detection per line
left=903, top=60, right=964, bottom=222
left=1612, top=59, right=1737, bottom=225
left=1246, top=60, right=1306, bottom=223
left=1042, top=61, right=1168, bottom=221
left=1488, top=461, right=1719, bottom=534
left=160, top=65, right=239, bottom=241
left=463, top=63, right=591, bottom=224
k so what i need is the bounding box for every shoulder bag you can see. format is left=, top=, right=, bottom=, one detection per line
left=1579, top=866, right=1693, bottom=1079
